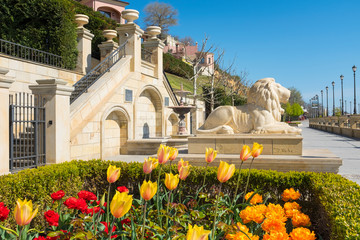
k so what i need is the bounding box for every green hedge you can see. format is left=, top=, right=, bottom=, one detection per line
left=163, top=53, right=194, bottom=79
left=0, top=160, right=359, bottom=239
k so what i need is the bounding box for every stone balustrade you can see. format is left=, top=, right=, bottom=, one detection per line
left=309, top=115, right=360, bottom=138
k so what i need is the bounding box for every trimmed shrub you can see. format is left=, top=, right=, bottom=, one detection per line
left=163, top=53, right=194, bottom=79
left=0, top=160, right=358, bottom=239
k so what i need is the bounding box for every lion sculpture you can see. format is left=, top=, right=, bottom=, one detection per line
left=197, top=78, right=302, bottom=135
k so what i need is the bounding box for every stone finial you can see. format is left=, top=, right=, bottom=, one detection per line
left=146, top=26, right=161, bottom=40
left=103, top=30, right=117, bottom=42
left=75, top=14, right=89, bottom=28
left=122, top=9, right=139, bottom=24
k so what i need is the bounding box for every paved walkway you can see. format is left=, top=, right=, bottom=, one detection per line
left=300, top=120, right=360, bottom=184
left=108, top=120, right=360, bottom=185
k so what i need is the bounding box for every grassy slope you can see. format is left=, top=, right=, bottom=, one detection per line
left=165, top=72, right=209, bottom=97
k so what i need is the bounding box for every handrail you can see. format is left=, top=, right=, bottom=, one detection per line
left=0, top=38, right=68, bottom=69
left=141, top=48, right=152, bottom=63
left=70, top=41, right=127, bottom=104
left=163, top=71, right=180, bottom=106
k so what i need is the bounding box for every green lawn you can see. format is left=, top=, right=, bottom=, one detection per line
left=165, top=72, right=208, bottom=96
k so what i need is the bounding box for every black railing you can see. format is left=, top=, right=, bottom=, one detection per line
left=9, top=92, right=46, bottom=172
left=141, top=48, right=153, bottom=63
left=70, top=41, right=127, bottom=104
left=0, top=38, right=68, bottom=69
left=163, top=71, right=180, bottom=105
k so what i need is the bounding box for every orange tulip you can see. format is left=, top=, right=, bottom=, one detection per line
left=107, top=164, right=121, bottom=183
left=178, top=158, right=189, bottom=171
left=240, top=145, right=252, bottom=161
left=205, top=148, right=217, bottom=163
left=217, top=160, right=235, bottom=183
left=157, top=144, right=171, bottom=164
left=14, top=199, right=38, bottom=226
left=164, top=173, right=179, bottom=190
left=143, top=157, right=158, bottom=174
left=179, top=165, right=191, bottom=180
left=110, top=191, right=133, bottom=218
left=251, top=142, right=263, bottom=158
left=140, top=180, right=158, bottom=201
left=169, top=147, right=179, bottom=161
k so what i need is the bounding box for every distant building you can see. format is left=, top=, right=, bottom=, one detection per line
left=163, top=35, right=214, bottom=76
left=78, top=0, right=129, bottom=23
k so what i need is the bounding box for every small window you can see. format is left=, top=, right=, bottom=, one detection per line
left=125, top=89, right=133, bottom=102
left=208, top=57, right=211, bottom=64
left=200, top=58, right=205, bottom=64
left=99, top=10, right=111, bottom=18
left=164, top=97, right=169, bottom=106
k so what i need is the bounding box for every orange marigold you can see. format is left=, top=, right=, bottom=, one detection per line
left=284, top=202, right=301, bottom=218
left=263, top=230, right=290, bottom=240
left=289, top=227, right=316, bottom=240
left=265, top=203, right=287, bottom=222
left=281, top=188, right=301, bottom=202
left=239, top=206, right=265, bottom=224
left=261, top=218, right=286, bottom=233
left=292, top=212, right=311, bottom=227
left=245, top=192, right=263, bottom=205
left=226, top=223, right=259, bottom=240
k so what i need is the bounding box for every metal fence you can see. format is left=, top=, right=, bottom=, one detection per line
left=9, top=92, right=46, bottom=172
left=70, top=41, right=127, bottom=104
left=0, top=38, right=68, bottom=69
left=141, top=48, right=153, bottom=63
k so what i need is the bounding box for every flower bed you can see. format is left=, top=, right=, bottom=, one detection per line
left=0, top=144, right=359, bottom=239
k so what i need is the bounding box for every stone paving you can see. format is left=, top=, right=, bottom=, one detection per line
left=108, top=119, right=360, bottom=185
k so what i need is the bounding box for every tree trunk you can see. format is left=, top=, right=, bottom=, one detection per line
left=210, top=75, right=215, bottom=112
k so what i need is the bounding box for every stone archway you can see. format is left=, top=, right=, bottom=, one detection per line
left=134, top=85, right=163, bottom=139
left=101, top=106, right=130, bottom=159
left=167, top=113, right=179, bottom=136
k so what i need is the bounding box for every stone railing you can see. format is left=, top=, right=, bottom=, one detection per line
left=309, top=115, right=360, bottom=138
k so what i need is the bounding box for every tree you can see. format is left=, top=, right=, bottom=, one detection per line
left=291, top=103, right=304, bottom=117
left=143, top=2, right=178, bottom=38
left=179, top=36, right=195, bottom=46
left=288, top=87, right=304, bottom=106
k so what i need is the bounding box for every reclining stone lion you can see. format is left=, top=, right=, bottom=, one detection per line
left=197, top=78, right=302, bottom=135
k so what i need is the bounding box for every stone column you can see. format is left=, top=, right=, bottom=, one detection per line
left=0, top=68, right=14, bottom=174
left=98, top=30, right=119, bottom=61
left=75, top=14, right=94, bottom=74
left=142, top=39, right=165, bottom=78
left=116, top=11, right=143, bottom=72
left=29, top=79, right=74, bottom=164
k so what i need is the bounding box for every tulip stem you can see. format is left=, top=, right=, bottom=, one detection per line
left=169, top=160, right=172, bottom=174
left=243, top=157, right=254, bottom=203
left=141, top=201, right=147, bottom=240
left=202, top=163, right=209, bottom=187
left=211, top=183, right=222, bottom=240
left=165, top=189, right=172, bottom=232
left=156, top=164, right=163, bottom=227
left=108, top=218, right=115, bottom=240
left=178, top=180, right=182, bottom=203
left=107, top=183, right=111, bottom=224
left=232, top=161, right=244, bottom=206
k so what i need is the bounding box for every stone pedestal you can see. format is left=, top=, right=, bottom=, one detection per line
left=188, top=134, right=303, bottom=155
left=29, top=79, right=74, bottom=164
left=116, top=23, right=144, bottom=72
left=98, top=41, right=119, bottom=62
left=0, top=68, right=14, bottom=174
left=142, top=39, right=164, bottom=78
left=76, top=28, right=94, bottom=74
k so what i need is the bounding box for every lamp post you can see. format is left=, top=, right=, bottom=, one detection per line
left=353, top=65, right=357, bottom=114
left=321, top=90, right=324, bottom=116
left=332, top=81, right=335, bottom=116
left=350, top=101, right=352, bottom=115
left=345, top=100, right=347, bottom=114
left=326, top=86, right=329, bottom=117
left=340, top=75, right=344, bottom=115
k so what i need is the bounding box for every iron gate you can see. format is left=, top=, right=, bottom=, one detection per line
left=9, top=92, right=46, bottom=172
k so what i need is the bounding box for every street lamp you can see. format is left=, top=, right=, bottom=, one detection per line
left=353, top=65, right=357, bottom=114
left=315, top=94, right=319, bottom=117
left=326, top=86, right=329, bottom=117
left=332, top=81, right=335, bottom=116
left=350, top=101, right=352, bottom=115
left=345, top=100, right=347, bottom=114
left=340, top=75, right=344, bottom=115
left=321, top=90, right=324, bottom=116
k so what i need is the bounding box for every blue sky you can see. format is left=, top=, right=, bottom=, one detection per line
left=128, top=0, right=360, bottom=108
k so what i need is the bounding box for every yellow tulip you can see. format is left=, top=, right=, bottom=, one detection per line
left=178, top=158, right=189, bottom=171
left=217, top=160, right=235, bottom=183
left=205, top=148, right=217, bottom=163
left=240, top=145, right=252, bottom=161
left=186, top=224, right=211, bottom=240
left=164, top=173, right=179, bottom=190
left=251, top=142, right=263, bottom=158
left=14, top=199, right=38, bottom=226
left=157, top=144, right=171, bottom=164
left=169, top=147, right=179, bottom=161
left=179, top=165, right=191, bottom=180
left=143, top=157, right=158, bottom=174
left=107, top=164, right=121, bottom=183
left=140, top=180, right=158, bottom=201
left=110, top=191, right=133, bottom=218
